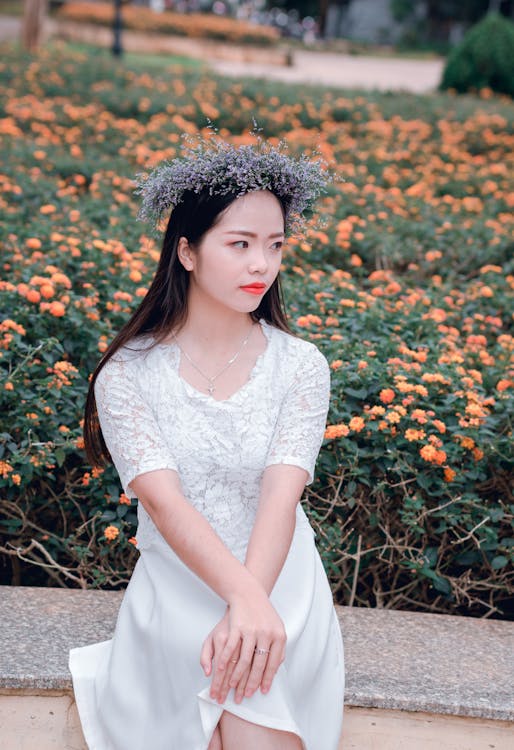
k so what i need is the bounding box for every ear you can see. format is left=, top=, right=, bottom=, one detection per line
left=177, top=236, right=195, bottom=272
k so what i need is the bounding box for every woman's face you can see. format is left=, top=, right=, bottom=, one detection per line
left=178, top=190, right=285, bottom=315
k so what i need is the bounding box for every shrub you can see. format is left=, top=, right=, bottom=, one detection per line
left=1, top=43, right=513, bottom=618
left=440, top=13, right=514, bottom=97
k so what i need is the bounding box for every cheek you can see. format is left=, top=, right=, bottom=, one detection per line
left=196, top=249, right=234, bottom=286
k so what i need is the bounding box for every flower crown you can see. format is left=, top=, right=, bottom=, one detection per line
left=133, top=132, right=331, bottom=235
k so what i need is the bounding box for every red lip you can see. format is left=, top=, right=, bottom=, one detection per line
left=240, top=284, right=266, bottom=294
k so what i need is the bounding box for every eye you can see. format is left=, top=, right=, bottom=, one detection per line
left=271, top=241, right=283, bottom=251
left=231, top=240, right=248, bottom=249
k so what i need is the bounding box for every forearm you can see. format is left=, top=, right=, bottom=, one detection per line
left=131, top=469, right=263, bottom=605
left=244, top=497, right=297, bottom=595
left=244, top=464, right=308, bottom=595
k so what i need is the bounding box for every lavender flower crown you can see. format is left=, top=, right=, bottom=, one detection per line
left=133, top=132, right=331, bottom=235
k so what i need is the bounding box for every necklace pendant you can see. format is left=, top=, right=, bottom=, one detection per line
left=207, top=384, right=215, bottom=395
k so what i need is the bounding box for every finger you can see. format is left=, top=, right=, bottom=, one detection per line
left=226, top=634, right=255, bottom=689
left=200, top=635, right=214, bottom=677
left=210, top=632, right=241, bottom=700
left=243, top=644, right=271, bottom=698
left=260, top=640, right=284, bottom=694
left=218, top=651, right=239, bottom=704
left=234, top=664, right=251, bottom=704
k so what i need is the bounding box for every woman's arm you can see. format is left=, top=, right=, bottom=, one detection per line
left=204, top=465, right=307, bottom=704
left=244, top=463, right=308, bottom=594
left=130, top=468, right=286, bottom=702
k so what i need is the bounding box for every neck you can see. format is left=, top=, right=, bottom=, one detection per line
left=177, top=287, right=255, bottom=349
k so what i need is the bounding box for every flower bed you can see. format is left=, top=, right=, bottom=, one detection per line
left=56, top=2, right=280, bottom=47
left=0, top=43, right=512, bottom=617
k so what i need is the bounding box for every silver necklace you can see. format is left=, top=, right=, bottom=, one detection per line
left=172, top=323, right=256, bottom=396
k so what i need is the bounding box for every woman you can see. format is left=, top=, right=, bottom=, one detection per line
left=69, top=137, right=345, bottom=750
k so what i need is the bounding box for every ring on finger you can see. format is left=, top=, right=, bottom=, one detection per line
left=254, top=647, right=270, bottom=656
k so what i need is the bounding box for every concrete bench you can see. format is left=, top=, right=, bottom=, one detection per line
left=1, top=585, right=513, bottom=749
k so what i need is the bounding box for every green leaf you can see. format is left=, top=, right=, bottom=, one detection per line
left=344, top=387, right=368, bottom=399
left=55, top=448, right=65, bottom=467
left=491, top=555, right=508, bottom=570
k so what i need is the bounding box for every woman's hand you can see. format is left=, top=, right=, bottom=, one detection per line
left=200, top=588, right=286, bottom=704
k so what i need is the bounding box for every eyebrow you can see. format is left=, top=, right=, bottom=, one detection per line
left=223, top=230, right=285, bottom=238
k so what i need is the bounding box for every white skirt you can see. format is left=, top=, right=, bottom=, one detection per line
left=69, top=521, right=345, bottom=750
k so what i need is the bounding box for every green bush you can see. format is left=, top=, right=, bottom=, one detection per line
left=1, top=42, right=513, bottom=618
left=440, top=13, right=514, bottom=97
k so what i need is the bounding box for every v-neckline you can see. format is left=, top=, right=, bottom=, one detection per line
left=157, top=318, right=273, bottom=405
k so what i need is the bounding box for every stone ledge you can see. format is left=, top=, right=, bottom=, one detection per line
left=1, top=585, right=513, bottom=721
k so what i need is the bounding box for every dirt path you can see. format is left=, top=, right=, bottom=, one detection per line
left=211, top=50, right=444, bottom=93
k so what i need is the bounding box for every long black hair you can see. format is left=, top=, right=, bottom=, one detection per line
left=84, top=188, right=292, bottom=470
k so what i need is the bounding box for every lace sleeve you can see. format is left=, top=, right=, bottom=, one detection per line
left=94, top=355, right=178, bottom=498
left=264, top=345, right=331, bottom=485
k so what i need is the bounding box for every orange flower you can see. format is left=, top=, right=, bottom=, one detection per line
left=40, top=283, right=55, bottom=299
left=410, top=409, right=428, bottom=424
left=4, top=382, right=14, bottom=391
left=0, top=460, right=13, bottom=477
left=48, top=301, right=66, bottom=317
left=497, top=379, right=513, bottom=392
left=104, top=525, right=120, bottom=541
left=26, top=237, right=42, bottom=250
left=128, top=537, right=138, bottom=547
left=330, top=360, right=343, bottom=370
left=405, top=428, right=425, bottom=441
left=348, top=416, right=365, bottom=432
left=444, top=467, right=456, bottom=482
left=379, top=388, right=395, bottom=404
left=419, top=445, right=447, bottom=464
left=119, top=493, right=131, bottom=505
left=40, top=204, right=56, bottom=214
left=26, top=289, right=41, bottom=303
left=324, top=424, right=349, bottom=439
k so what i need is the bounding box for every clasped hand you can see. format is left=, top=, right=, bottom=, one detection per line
left=200, top=591, right=286, bottom=705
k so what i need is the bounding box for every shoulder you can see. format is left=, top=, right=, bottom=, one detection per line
left=94, top=334, right=158, bottom=392
left=266, top=322, right=330, bottom=377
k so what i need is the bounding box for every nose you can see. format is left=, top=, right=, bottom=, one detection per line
left=248, top=246, right=269, bottom=274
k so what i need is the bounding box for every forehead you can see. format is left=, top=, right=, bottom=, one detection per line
left=217, top=190, right=284, bottom=228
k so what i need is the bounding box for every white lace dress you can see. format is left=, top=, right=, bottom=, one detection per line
left=68, top=318, right=345, bottom=750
